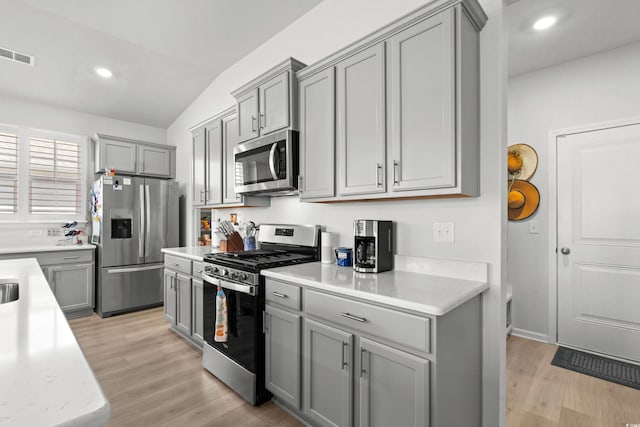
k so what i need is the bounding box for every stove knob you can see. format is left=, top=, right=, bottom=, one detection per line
left=220, top=269, right=228, bottom=277
left=239, top=273, right=248, bottom=281
left=212, top=267, right=219, bottom=274
left=230, top=272, right=238, bottom=280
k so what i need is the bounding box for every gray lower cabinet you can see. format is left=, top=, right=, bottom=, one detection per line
left=304, top=318, right=353, bottom=427
left=265, top=305, right=301, bottom=409
left=0, top=249, right=95, bottom=318
left=163, top=255, right=204, bottom=349
left=175, top=273, right=192, bottom=336
left=264, top=276, right=481, bottom=427
left=358, top=338, right=429, bottom=427
left=191, top=278, right=204, bottom=346
left=163, top=269, right=177, bottom=324
left=48, top=264, right=94, bottom=313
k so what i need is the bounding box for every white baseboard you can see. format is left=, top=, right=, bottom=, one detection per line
left=511, top=328, right=550, bottom=343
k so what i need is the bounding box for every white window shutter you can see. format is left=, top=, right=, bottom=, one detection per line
left=28, top=137, right=82, bottom=215
left=0, top=132, right=18, bottom=214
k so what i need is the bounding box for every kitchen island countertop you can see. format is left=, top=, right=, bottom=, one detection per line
left=161, top=246, right=221, bottom=262
left=0, top=258, right=110, bottom=427
left=262, top=260, right=489, bottom=316
left=0, top=244, right=96, bottom=256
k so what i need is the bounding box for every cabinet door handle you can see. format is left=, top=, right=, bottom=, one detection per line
left=200, top=191, right=204, bottom=203
left=393, top=160, right=400, bottom=185
left=340, top=312, right=366, bottom=323
left=298, top=175, right=304, bottom=193
left=272, top=291, right=288, bottom=299
left=260, top=113, right=265, bottom=129
left=251, top=116, right=257, bottom=132
left=360, top=347, right=367, bottom=377
left=263, top=311, right=268, bottom=334
left=63, top=256, right=79, bottom=260
left=376, top=163, right=383, bottom=187
left=342, top=342, right=349, bottom=370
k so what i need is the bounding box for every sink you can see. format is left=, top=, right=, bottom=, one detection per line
left=0, top=280, right=19, bottom=304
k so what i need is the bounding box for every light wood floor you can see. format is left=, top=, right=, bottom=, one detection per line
left=506, top=335, right=640, bottom=427
left=70, top=309, right=640, bottom=426
left=69, top=307, right=302, bottom=427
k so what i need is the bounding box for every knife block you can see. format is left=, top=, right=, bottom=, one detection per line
left=221, top=232, right=244, bottom=252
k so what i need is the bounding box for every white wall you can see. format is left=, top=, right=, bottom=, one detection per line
left=0, top=93, right=167, bottom=241
left=508, top=41, right=640, bottom=340
left=168, top=1, right=506, bottom=424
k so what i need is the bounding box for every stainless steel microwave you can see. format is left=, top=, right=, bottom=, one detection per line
left=233, top=129, right=299, bottom=196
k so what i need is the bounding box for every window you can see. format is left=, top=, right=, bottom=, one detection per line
left=29, top=137, right=82, bottom=215
left=0, top=132, right=18, bottom=214
left=0, top=124, right=87, bottom=222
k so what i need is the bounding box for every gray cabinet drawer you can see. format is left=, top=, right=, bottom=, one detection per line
left=305, top=289, right=430, bottom=353
left=192, top=261, right=204, bottom=277
left=0, top=250, right=96, bottom=266
left=265, top=279, right=301, bottom=311
left=164, top=254, right=191, bottom=275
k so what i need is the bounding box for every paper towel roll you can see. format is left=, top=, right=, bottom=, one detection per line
left=321, top=232, right=336, bottom=263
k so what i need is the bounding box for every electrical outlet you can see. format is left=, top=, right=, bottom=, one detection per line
left=29, top=229, right=43, bottom=238
left=46, top=227, right=62, bottom=237
left=433, top=222, right=455, bottom=243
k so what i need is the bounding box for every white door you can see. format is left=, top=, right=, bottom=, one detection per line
left=557, top=123, right=640, bottom=362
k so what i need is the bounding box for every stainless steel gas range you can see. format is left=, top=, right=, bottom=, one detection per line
left=201, top=224, right=320, bottom=405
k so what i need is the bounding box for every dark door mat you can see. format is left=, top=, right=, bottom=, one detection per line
left=551, top=346, right=640, bottom=390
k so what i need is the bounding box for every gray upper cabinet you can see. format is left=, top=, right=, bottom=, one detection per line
left=222, top=113, right=242, bottom=204
left=205, top=119, right=223, bottom=205
left=298, top=67, right=336, bottom=199
left=358, top=337, right=429, bottom=427
left=259, top=71, right=290, bottom=135
left=388, top=10, right=455, bottom=192
left=97, top=137, right=137, bottom=174
left=232, top=58, right=306, bottom=143
left=138, top=144, right=173, bottom=177
left=304, top=318, right=353, bottom=427
left=94, top=134, right=176, bottom=178
left=192, top=128, right=206, bottom=206
left=236, top=89, right=259, bottom=143
left=265, top=305, right=301, bottom=409
left=190, top=109, right=269, bottom=208
left=336, top=43, right=386, bottom=197
left=296, top=0, right=485, bottom=202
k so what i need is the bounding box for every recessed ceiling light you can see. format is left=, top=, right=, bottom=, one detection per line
left=533, top=16, right=557, bottom=31
left=95, top=67, right=113, bottom=78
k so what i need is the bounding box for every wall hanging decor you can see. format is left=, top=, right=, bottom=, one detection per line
left=508, top=143, right=538, bottom=180
left=508, top=179, right=540, bottom=221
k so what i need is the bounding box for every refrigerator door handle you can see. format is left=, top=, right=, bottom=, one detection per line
left=107, top=265, right=164, bottom=274
left=145, top=184, right=151, bottom=258
left=139, top=184, right=145, bottom=259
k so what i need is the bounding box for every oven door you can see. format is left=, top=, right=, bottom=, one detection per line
left=233, top=130, right=298, bottom=194
left=203, top=275, right=261, bottom=373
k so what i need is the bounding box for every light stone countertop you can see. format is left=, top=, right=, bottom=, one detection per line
left=0, top=258, right=110, bottom=426
left=161, top=246, right=221, bottom=262
left=262, top=261, right=489, bottom=316
left=0, top=244, right=96, bottom=256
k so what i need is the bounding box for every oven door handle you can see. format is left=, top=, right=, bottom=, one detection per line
left=268, top=142, right=279, bottom=180
left=203, top=274, right=257, bottom=296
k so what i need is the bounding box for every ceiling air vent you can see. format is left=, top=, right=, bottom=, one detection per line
left=0, top=46, right=35, bottom=66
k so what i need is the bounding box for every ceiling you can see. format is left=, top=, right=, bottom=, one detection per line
left=508, top=0, right=640, bottom=77
left=0, top=0, right=322, bottom=128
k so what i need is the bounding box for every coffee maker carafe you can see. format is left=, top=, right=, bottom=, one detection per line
left=353, top=220, right=393, bottom=273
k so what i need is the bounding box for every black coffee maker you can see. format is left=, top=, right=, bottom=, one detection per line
left=353, top=220, right=393, bottom=273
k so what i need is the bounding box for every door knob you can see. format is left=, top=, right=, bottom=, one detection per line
left=560, top=247, right=571, bottom=255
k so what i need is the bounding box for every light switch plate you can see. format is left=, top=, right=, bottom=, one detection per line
left=529, top=221, right=540, bottom=234
left=433, top=222, right=455, bottom=243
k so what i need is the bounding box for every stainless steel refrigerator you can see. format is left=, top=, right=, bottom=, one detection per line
left=92, top=175, right=178, bottom=317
